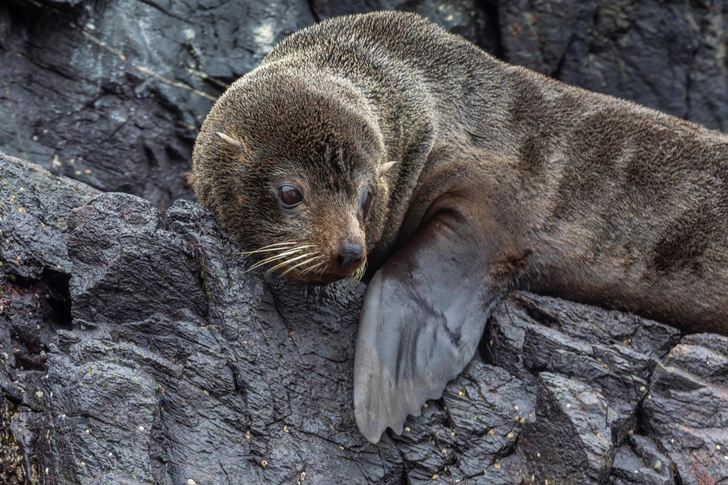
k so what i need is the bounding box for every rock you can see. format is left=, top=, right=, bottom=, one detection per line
left=2, top=152, right=728, bottom=484
left=43, top=191, right=401, bottom=484
left=0, top=152, right=99, bottom=280
left=642, top=363, right=728, bottom=485
left=486, top=291, right=727, bottom=485
left=0, top=0, right=497, bottom=211
left=522, top=372, right=614, bottom=484
left=665, top=334, right=728, bottom=387
left=500, top=0, right=728, bottom=132
left=610, top=435, right=675, bottom=485
left=511, top=292, right=682, bottom=362
left=311, top=0, right=500, bottom=53
left=68, top=194, right=208, bottom=326
left=0, top=152, right=98, bottom=485
left=3, top=1, right=728, bottom=483
left=395, top=362, right=534, bottom=484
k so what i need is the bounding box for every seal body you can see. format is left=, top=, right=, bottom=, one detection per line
left=193, top=12, right=728, bottom=444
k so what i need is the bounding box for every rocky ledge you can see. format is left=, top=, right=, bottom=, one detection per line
left=2, top=0, right=728, bottom=483
left=2, top=152, right=727, bottom=485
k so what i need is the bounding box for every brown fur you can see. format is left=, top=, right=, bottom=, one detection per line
left=193, top=11, right=728, bottom=335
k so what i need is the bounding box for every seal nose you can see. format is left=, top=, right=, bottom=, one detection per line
left=339, top=242, right=363, bottom=268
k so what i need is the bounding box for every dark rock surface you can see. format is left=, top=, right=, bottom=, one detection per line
left=2, top=0, right=728, bottom=211
left=0, top=152, right=99, bottom=484
left=499, top=0, right=728, bottom=131
left=2, top=153, right=728, bottom=484
left=3, top=1, right=728, bottom=484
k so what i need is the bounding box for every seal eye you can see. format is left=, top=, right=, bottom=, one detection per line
left=278, top=184, right=303, bottom=208
left=360, top=185, right=373, bottom=221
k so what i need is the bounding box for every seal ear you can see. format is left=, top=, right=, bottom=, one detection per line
left=216, top=132, right=247, bottom=152
left=377, top=161, right=397, bottom=177
left=353, top=213, right=495, bottom=444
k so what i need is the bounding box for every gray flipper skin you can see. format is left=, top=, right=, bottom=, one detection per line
left=354, top=214, right=495, bottom=444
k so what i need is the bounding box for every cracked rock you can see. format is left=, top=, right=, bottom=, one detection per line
left=610, top=434, right=675, bottom=485
left=642, top=362, right=728, bottom=485
left=3, top=151, right=728, bottom=484
left=522, top=372, right=614, bottom=484
left=3, top=1, right=728, bottom=484
left=500, top=0, right=728, bottom=132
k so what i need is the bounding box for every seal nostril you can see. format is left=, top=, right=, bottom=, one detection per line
left=339, top=243, right=363, bottom=268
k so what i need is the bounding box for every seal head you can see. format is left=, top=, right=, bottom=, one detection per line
left=194, top=69, right=392, bottom=284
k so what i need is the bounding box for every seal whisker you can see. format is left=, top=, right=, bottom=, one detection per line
left=352, top=260, right=368, bottom=282
left=301, top=260, right=326, bottom=275
left=242, top=245, right=311, bottom=256
left=246, top=247, right=309, bottom=272
left=280, top=256, right=322, bottom=276
left=266, top=252, right=316, bottom=274
left=246, top=241, right=297, bottom=250
left=240, top=242, right=302, bottom=255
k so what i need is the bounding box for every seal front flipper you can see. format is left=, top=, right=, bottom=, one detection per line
left=353, top=212, right=497, bottom=444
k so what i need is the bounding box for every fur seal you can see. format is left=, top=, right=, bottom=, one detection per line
left=192, top=11, right=728, bottom=444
